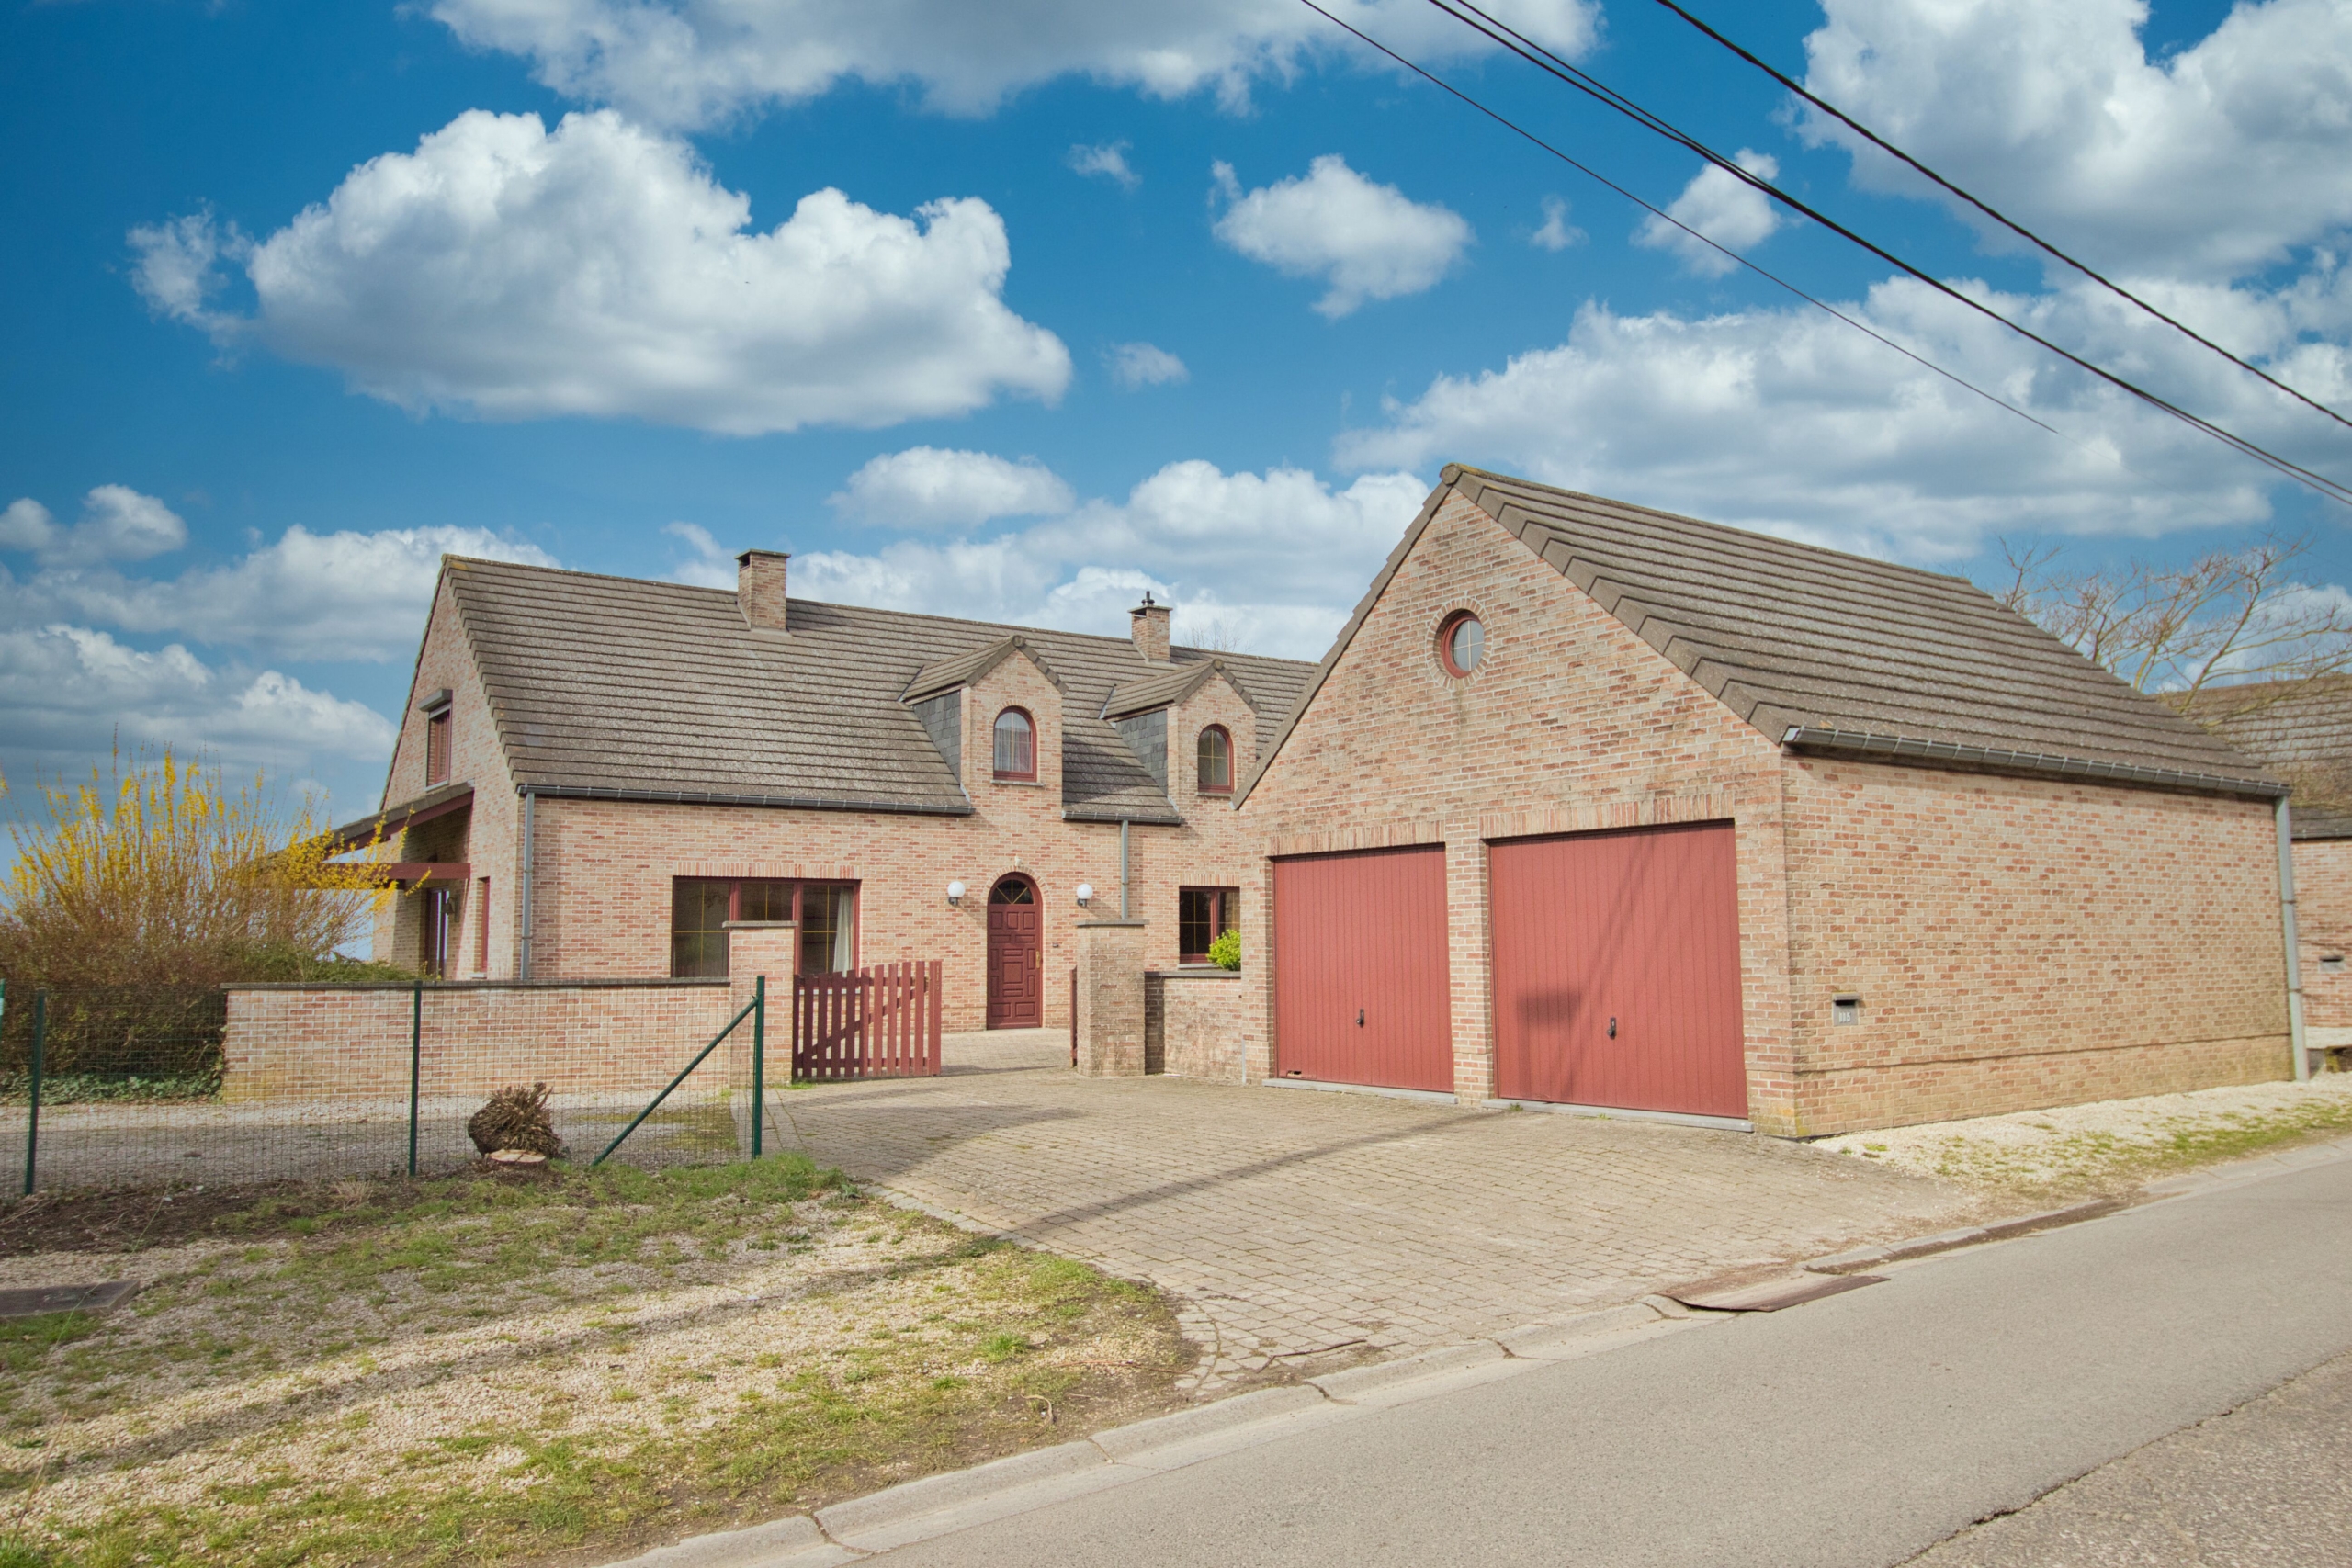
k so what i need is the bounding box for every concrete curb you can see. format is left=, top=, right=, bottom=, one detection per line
left=1802, top=1198, right=2122, bottom=1273
left=584, top=1298, right=1697, bottom=1567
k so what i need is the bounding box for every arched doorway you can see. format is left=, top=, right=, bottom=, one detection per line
left=986, top=874, right=1043, bottom=1028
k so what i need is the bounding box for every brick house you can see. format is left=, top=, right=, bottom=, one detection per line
left=1222, top=467, right=2300, bottom=1136
left=343, top=551, right=1311, bottom=1032
left=2192, top=677, right=2352, bottom=1052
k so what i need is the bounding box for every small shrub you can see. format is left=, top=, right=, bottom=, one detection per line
left=1207, top=929, right=1240, bottom=971
left=467, top=1082, right=565, bottom=1157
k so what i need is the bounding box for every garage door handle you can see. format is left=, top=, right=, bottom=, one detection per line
left=1608, top=1017, right=1618, bottom=1039
left=1357, top=1009, right=1364, bottom=1027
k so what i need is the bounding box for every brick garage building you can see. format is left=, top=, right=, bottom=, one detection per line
left=345, top=551, right=1310, bottom=1032
left=1229, top=468, right=2301, bottom=1136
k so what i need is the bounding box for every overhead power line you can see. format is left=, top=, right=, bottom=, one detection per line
left=1643, top=0, right=2352, bottom=441
left=1291, top=0, right=2064, bottom=444
left=1410, top=0, right=2352, bottom=507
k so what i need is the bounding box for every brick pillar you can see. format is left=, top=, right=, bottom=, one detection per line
left=1076, top=919, right=1148, bottom=1076
left=1445, top=829, right=1495, bottom=1103
left=725, top=921, right=797, bottom=1014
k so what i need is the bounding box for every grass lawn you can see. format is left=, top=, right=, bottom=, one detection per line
left=0, top=1156, right=1188, bottom=1567
left=1817, top=1073, right=2352, bottom=1201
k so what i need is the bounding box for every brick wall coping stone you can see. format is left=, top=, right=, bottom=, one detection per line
left=225, top=978, right=730, bottom=992
left=1149, top=967, right=1241, bottom=980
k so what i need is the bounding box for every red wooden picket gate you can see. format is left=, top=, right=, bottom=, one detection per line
left=793, top=961, right=943, bottom=1081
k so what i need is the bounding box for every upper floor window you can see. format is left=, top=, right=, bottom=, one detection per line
left=1437, top=611, right=1485, bottom=677
left=993, top=707, right=1036, bottom=781
left=425, top=706, right=452, bottom=784
left=1197, top=725, right=1233, bottom=794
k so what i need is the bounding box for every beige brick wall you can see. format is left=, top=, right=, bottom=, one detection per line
left=1780, top=758, right=2290, bottom=1133
left=1146, top=970, right=1250, bottom=1083
left=2292, top=838, right=2352, bottom=1031
left=1238, top=489, right=2292, bottom=1134
left=221, top=982, right=736, bottom=1102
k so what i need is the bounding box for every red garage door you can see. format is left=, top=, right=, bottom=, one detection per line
left=1488, top=822, right=1746, bottom=1120
left=1273, top=846, right=1453, bottom=1093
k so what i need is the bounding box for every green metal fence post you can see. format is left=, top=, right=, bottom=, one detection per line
left=23, top=990, right=46, bottom=1198
left=408, top=980, right=423, bottom=1179
left=750, top=975, right=765, bottom=1160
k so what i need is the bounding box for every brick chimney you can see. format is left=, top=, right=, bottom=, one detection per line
left=1129, top=592, right=1171, bottom=662
left=736, top=549, right=789, bottom=631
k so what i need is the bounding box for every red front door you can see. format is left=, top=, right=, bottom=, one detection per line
left=1487, top=822, right=1747, bottom=1119
left=986, top=874, right=1043, bottom=1028
left=1272, top=846, right=1453, bottom=1092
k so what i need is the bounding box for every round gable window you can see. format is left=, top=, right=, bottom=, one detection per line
left=1438, top=612, right=1485, bottom=677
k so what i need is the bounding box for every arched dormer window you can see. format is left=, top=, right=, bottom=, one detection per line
left=993, top=707, right=1036, bottom=781
left=1196, top=724, right=1233, bottom=795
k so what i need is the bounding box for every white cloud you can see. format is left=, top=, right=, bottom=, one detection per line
left=793, top=458, right=1428, bottom=658
left=130, top=108, right=1069, bottom=434
left=5, top=517, right=556, bottom=662
left=662, top=521, right=737, bottom=588
left=829, top=447, right=1076, bottom=530
left=0, top=487, right=187, bottom=567
left=1333, top=276, right=2352, bottom=563
left=1105, top=341, right=1190, bottom=389
left=1530, top=195, right=1585, bottom=253
left=1800, top=0, right=2352, bottom=283
left=1212, top=155, right=1473, bottom=318
left=1634, top=151, right=1785, bottom=278
left=0, top=625, right=395, bottom=783
left=427, top=0, right=1601, bottom=128
left=1067, top=141, right=1140, bottom=189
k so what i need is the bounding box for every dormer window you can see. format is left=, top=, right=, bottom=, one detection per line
left=1197, top=725, right=1233, bottom=794
left=993, top=707, right=1036, bottom=781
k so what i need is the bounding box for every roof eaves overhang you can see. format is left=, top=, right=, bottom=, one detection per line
left=1780, top=726, right=2288, bottom=800
left=327, top=782, right=475, bottom=852
left=518, top=783, right=975, bottom=817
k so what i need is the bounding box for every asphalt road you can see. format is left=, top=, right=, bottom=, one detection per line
left=873, top=1153, right=2352, bottom=1567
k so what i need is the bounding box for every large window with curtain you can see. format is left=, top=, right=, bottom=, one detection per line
left=670, top=878, right=859, bottom=978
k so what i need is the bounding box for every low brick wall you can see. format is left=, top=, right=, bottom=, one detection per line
left=221, top=981, right=737, bottom=1103
left=1145, top=968, right=1250, bottom=1084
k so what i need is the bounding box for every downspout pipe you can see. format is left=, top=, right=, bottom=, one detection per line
left=2278, top=795, right=2312, bottom=1083
left=519, top=787, right=537, bottom=982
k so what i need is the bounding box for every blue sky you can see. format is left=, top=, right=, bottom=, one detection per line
left=4, top=0, right=2349, bottom=827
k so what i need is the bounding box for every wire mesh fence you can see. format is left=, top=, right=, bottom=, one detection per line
left=0, top=978, right=789, bottom=1197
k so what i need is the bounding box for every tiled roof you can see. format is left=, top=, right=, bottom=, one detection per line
left=1102, top=661, right=1240, bottom=720
left=440, top=558, right=1313, bottom=822
left=1242, top=467, right=2278, bottom=802
left=2185, top=677, right=2352, bottom=837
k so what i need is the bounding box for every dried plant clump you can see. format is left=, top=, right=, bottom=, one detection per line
left=468, top=1082, right=565, bottom=1157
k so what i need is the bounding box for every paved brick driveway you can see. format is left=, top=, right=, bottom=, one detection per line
left=769, top=1030, right=1977, bottom=1387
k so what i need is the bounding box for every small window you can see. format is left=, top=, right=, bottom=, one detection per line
left=1438, top=612, right=1485, bottom=677
left=990, top=876, right=1035, bottom=904
left=993, top=707, right=1036, bottom=780
left=425, top=706, right=452, bottom=785
left=1197, top=725, right=1233, bottom=794
left=1180, top=887, right=1240, bottom=962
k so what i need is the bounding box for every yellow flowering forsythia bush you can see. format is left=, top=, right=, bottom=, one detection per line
left=0, top=747, right=392, bottom=987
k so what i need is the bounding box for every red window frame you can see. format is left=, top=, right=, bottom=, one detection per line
left=669, top=877, right=861, bottom=978
left=993, top=706, right=1037, bottom=781
left=1436, top=611, right=1485, bottom=678
left=1196, top=725, right=1234, bottom=794
left=1178, top=886, right=1239, bottom=963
